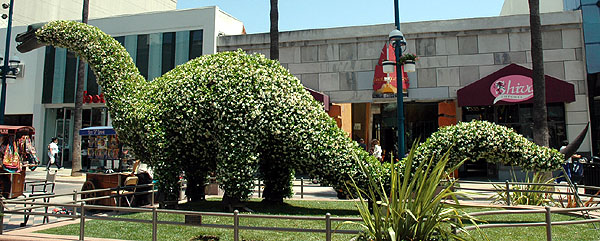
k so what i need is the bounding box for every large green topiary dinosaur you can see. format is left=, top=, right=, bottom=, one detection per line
left=16, top=21, right=568, bottom=206
left=17, top=20, right=376, bottom=204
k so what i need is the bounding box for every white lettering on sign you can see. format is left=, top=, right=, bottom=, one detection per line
left=490, top=75, right=534, bottom=104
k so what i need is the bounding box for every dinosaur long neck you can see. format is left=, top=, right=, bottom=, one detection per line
left=36, top=20, right=147, bottom=145
left=36, top=21, right=145, bottom=109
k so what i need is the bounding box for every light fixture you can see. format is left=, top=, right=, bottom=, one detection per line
left=382, top=60, right=396, bottom=74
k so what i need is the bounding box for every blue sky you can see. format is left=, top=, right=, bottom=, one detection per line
left=176, top=0, right=506, bottom=34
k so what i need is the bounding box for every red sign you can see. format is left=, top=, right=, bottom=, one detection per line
left=373, top=43, right=409, bottom=98
left=490, top=75, right=533, bottom=104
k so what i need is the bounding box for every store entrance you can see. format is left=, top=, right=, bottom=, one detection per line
left=44, top=107, right=109, bottom=167
left=372, top=102, right=438, bottom=161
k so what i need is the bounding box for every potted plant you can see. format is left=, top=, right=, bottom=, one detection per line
left=399, top=53, right=417, bottom=72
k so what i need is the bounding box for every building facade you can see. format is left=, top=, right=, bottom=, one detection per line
left=8, top=6, right=244, bottom=166
left=1, top=0, right=177, bottom=28
left=218, top=10, right=588, bottom=180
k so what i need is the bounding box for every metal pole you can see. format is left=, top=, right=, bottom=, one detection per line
left=505, top=180, right=511, bottom=206
left=545, top=207, right=552, bottom=241
left=0, top=200, right=4, bottom=235
left=151, top=184, right=155, bottom=205
left=152, top=207, right=157, bottom=241
left=79, top=202, right=85, bottom=241
left=257, top=180, right=261, bottom=198
left=234, top=210, right=239, bottom=241
left=393, top=0, right=405, bottom=158
left=300, top=177, right=304, bottom=199
left=0, top=0, right=14, bottom=124
left=325, top=213, right=332, bottom=241
left=73, top=190, right=78, bottom=220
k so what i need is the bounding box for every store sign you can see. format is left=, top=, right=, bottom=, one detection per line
left=79, top=128, right=117, bottom=136
left=490, top=75, right=533, bottom=104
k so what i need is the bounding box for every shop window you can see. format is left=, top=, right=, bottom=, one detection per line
left=4, top=114, right=32, bottom=126
left=136, top=34, right=150, bottom=80
left=189, top=30, right=203, bottom=60
left=63, top=51, right=78, bottom=103
left=86, top=65, right=98, bottom=95
left=162, top=32, right=176, bottom=75
left=42, top=47, right=55, bottom=104
left=114, top=36, right=125, bottom=47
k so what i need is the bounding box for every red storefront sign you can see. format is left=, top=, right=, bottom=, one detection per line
left=373, top=43, right=409, bottom=98
left=458, top=64, right=575, bottom=107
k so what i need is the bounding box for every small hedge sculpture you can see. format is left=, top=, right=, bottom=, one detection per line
left=29, top=20, right=377, bottom=204
left=411, top=120, right=564, bottom=171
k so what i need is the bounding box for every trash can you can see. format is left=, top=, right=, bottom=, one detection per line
left=583, top=163, right=600, bottom=195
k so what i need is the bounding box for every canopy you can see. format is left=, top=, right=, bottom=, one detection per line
left=79, top=126, right=117, bottom=136
left=457, top=64, right=575, bottom=107
left=0, top=125, right=35, bottom=135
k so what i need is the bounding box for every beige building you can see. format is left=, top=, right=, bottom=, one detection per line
left=1, top=0, right=177, bottom=27
left=500, top=0, right=564, bottom=16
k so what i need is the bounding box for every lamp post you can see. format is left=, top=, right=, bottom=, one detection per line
left=392, top=0, right=407, bottom=158
left=0, top=0, right=16, bottom=125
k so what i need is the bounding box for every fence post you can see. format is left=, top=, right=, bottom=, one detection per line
left=301, top=177, right=304, bottom=199
left=152, top=207, right=158, bottom=241
left=151, top=183, right=155, bottom=205
left=257, top=180, right=261, bottom=198
left=73, top=190, right=78, bottom=220
left=545, top=207, right=552, bottom=241
left=234, top=210, right=239, bottom=241
left=79, top=202, right=85, bottom=241
left=325, top=213, right=331, bottom=241
left=505, top=180, right=511, bottom=206
left=0, top=201, right=4, bottom=235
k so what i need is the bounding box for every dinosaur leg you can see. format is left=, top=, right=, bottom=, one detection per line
left=260, top=160, right=293, bottom=204
left=185, top=169, right=208, bottom=202
left=217, top=147, right=259, bottom=210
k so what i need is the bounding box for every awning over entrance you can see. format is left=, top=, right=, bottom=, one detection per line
left=457, top=64, right=575, bottom=107
left=306, top=87, right=330, bottom=111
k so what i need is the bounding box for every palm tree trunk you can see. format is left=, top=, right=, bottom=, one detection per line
left=269, top=0, right=279, bottom=60
left=528, top=0, right=549, bottom=147
left=71, top=0, right=89, bottom=177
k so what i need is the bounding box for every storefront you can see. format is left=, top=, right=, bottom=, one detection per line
left=457, top=64, right=576, bottom=178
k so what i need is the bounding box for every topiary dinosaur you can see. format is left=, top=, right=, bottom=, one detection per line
left=17, top=20, right=376, bottom=205
left=16, top=21, right=572, bottom=206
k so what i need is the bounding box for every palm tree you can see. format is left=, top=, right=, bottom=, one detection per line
left=71, top=0, right=89, bottom=177
left=528, top=0, right=549, bottom=147
left=269, top=0, right=278, bottom=60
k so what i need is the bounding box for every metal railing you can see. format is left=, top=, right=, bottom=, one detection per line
left=255, top=178, right=323, bottom=199
left=1, top=198, right=362, bottom=241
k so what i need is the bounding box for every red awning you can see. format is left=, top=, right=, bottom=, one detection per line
left=306, top=87, right=330, bottom=111
left=457, top=64, right=575, bottom=107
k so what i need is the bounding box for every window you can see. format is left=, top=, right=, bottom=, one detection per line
left=114, top=36, right=125, bottom=47
left=63, top=51, right=78, bottom=103
left=42, top=47, right=55, bottom=104
left=189, top=30, right=203, bottom=60
left=86, top=65, right=98, bottom=95
left=162, top=32, right=176, bottom=75
left=136, top=34, right=149, bottom=80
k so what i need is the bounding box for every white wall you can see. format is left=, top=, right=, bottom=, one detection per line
left=2, top=0, right=177, bottom=28
left=500, top=0, right=564, bottom=16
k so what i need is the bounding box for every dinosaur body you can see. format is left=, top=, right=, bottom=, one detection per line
left=26, top=21, right=372, bottom=202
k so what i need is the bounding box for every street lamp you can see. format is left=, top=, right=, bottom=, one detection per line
left=385, top=0, right=409, bottom=158
left=0, top=0, right=15, bottom=125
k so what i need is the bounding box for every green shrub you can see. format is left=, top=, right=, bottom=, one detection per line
left=345, top=145, right=481, bottom=241
left=491, top=171, right=557, bottom=206
left=411, top=120, right=564, bottom=172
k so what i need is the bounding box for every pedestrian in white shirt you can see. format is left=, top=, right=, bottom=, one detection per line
left=371, top=139, right=383, bottom=162
left=47, top=137, right=62, bottom=170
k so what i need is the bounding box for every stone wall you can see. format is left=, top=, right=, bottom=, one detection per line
left=218, top=10, right=591, bottom=152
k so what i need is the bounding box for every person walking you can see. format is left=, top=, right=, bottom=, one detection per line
left=47, top=137, right=62, bottom=170
left=371, top=139, right=382, bottom=162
